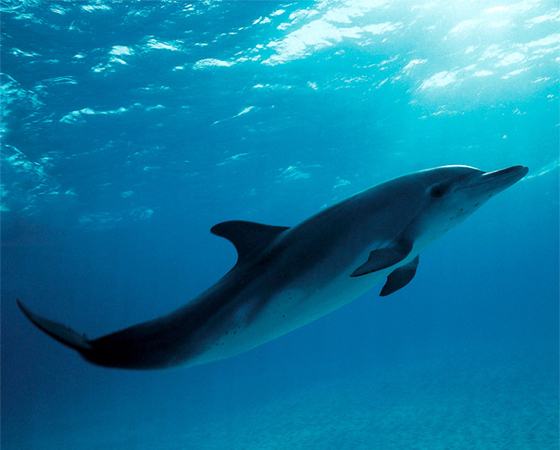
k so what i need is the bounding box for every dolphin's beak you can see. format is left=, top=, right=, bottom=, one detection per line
left=456, top=165, right=529, bottom=195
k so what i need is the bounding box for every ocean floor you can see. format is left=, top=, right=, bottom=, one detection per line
left=184, top=349, right=557, bottom=450
left=5, top=343, right=558, bottom=450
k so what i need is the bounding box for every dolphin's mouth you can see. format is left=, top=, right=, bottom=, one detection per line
left=456, top=165, right=529, bottom=192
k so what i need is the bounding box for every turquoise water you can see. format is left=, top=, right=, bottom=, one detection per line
left=2, top=1, right=558, bottom=448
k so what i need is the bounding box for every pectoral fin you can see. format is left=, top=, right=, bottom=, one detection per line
left=380, top=255, right=419, bottom=297
left=350, top=240, right=413, bottom=277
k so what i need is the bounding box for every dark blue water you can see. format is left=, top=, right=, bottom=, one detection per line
left=2, top=1, right=558, bottom=448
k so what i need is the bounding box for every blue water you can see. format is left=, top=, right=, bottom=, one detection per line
left=2, top=1, right=559, bottom=448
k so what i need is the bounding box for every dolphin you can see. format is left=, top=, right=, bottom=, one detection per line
left=18, top=165, right=528, bottom=370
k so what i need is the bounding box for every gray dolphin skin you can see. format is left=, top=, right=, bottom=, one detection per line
left=18, top=165, right=528, bottom=370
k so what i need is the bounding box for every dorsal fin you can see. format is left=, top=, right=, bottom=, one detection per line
left=211, top=220, right=290, bottom=264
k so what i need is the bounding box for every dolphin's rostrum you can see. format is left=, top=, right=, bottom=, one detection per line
left=18, top=165, right=528, bottom=370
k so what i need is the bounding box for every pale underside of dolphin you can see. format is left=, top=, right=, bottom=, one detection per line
left=18, top=165, right=528, bottom=370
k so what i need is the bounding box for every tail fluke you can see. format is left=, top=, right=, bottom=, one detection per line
left=17, top=299, right=93, bottom=352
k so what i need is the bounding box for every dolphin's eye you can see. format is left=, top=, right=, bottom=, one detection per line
left=429, top=184, right=446, bottom=198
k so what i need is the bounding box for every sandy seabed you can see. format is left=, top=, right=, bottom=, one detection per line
left=7, top=342, right=557, bottom=450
